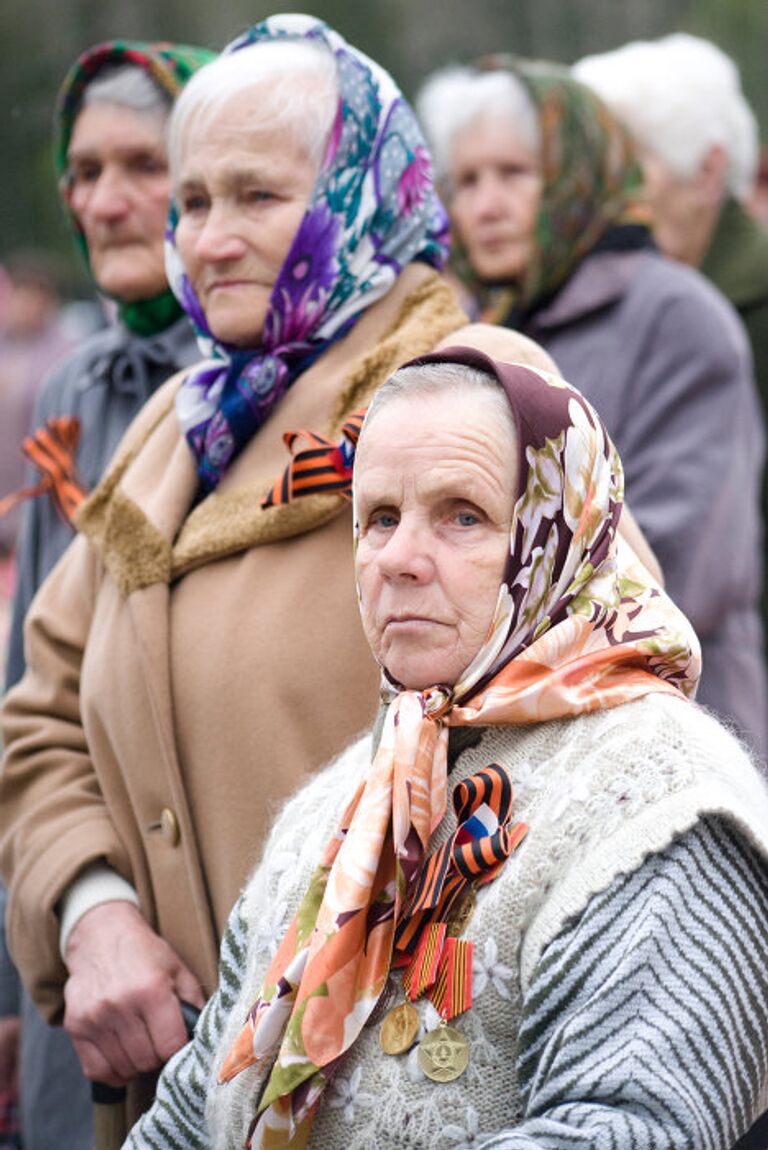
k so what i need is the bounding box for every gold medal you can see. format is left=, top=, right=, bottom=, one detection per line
left=379, top=1001, right=420, bottom=1055
left=417, top=1019, right=470, bottom=1082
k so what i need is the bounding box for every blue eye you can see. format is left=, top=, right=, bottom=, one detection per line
left=369, top=510, right=398, bottom=531
left=456, top=511, right=479, bottom=527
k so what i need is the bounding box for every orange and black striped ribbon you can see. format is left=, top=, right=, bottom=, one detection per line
left=394, top=763, right=528, bottom=958
left=427, top=937, right=473, bottom=1020
left=261, top=409, right=366, bottom=508
left=403, top=922, right=446, bottom=1001
left=0, top=417, right=86, bottom=527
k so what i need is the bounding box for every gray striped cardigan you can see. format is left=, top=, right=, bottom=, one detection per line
left=126, top=693, right=768, bottom=1149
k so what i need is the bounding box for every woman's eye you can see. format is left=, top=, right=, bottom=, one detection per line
left=369, top=510, right=398, bottom=530
left=180, top=194, right=207, bottom=214
left=453, top=171, right=478, bottom=193
left=69, top=164, right=100, bottom=187
left=244, top=188, right=274, bottom=205
left=131, top=155, right=167, bottom=176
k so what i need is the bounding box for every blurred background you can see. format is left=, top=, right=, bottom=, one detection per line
left=2, top=0, right=767, bottom=299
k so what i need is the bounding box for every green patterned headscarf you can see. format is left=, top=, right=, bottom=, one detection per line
left=464, top=59, right=651, bottom=322
left=55, top=40, right=216, bottom=336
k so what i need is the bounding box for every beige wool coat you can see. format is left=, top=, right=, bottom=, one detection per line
left=0, top=267, right=472, bottom=1021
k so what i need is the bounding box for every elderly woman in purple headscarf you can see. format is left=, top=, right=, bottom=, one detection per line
left=0, top=14, right=565, bottom=1122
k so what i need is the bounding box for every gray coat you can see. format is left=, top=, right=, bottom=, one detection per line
left=2, top=314, right=199, bottom=1150
left=5, top=315, right=199, bottom=690
left=518, top=248, right=767, bottom=761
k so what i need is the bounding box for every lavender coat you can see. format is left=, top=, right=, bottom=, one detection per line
left=516, top=248, right=767, bottom=762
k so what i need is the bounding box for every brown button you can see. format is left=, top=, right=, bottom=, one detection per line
left=160, top=807, right=181, bottom=847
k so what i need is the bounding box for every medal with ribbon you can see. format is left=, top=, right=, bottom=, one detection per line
left=379, top=763, right=528, bottom=1080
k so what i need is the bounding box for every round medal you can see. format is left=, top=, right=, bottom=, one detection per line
left=379, top=1001, right=420, bottom=1055
left=417, top=1021, right=470, bottom=1082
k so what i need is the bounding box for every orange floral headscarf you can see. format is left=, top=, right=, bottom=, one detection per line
left=220, top=348, right=700, bottom=1148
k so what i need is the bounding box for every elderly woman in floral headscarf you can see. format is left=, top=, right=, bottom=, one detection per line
left=417, top=62, right=767, bottom=762
left=0, top=38, right=213, bottom=1150
left=0, top=15, right=564, bottom=1125
left=126, top=347, right=768, bottom=1149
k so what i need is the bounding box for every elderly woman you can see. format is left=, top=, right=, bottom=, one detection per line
left=0, top=39, right=213, bottom=1150
left=6, top=40, right=214, bottom=692
left=124, top=347, right=768, bottom=1149
left=0, top=14, right=557, bottom=1125
left=417, top=63, right=768, bottom=761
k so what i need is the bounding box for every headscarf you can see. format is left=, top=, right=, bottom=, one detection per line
left=457, top=60, right=652, bottom=323
left=219, top=348, right=700, bottom=1148
left=168, top=13, right=450, bottom=494
left=55, top=40, right=216, bottom=337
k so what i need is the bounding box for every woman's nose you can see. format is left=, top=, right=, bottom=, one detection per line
left=377, top=520, right=434, bottom=582
left=79, top=166, right=132, bottom=221
left=470, top=172, right=507, bottom=220
left=194, top=204, right=247, bottom=262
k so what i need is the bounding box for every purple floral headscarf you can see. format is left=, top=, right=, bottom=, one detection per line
left=168, top=13, right=450, bottom=493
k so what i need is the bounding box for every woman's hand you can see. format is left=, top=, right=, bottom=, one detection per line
left=63, top=902, right=205, bottom=1087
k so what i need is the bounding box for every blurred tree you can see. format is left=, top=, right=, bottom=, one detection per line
left=1, top=0, right=766, bottom=274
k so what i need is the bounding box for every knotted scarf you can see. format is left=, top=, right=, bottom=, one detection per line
left=219, top=348, right=700, bottom=1148
left=55, top=39, right=216, bottom=336
left=168, top=13, right=450, bottom=493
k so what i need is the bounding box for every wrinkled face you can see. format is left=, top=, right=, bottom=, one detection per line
left=636, top=145, right=702, bottom=265
left=67, top=103, right=171, bottom=301
left=448, top=113, right=543, bottom=283
left=174, top=86, right=318, bottom=346
left=355, top=389, right=516, bottom=690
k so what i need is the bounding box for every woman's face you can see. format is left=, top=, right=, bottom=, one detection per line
left=174, top=86, right=317, bottom=346
left=355, top=389, right=516, bottom=690
left=449, top=113, right=543, bottom=283
left=67, top=103, right=171, bottom=302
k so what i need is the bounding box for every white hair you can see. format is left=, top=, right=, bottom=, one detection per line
left=82, top=64, right=171, bottom=124
left=416, top=66, right=540, bottom=189
left=168, top=39, right=338, bottom=177
left=362, top=361, right=517, bottom=449
left=574, top=34, right=758, bottom=199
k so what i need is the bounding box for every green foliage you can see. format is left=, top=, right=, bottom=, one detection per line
left=2, top=0, right=767, bottom=262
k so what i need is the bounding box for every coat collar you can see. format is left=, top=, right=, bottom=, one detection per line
left=522, top=250, right=643, bottom=333
left=76, top=269, right=467, bottom=594
left=701, top=196, right=768, bottom=310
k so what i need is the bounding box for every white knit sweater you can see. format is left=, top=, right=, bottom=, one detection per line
left=126, top=693, right=768, bottom=1149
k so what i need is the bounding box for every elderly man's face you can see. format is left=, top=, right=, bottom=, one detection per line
left=449, top=114, right=543, bottom=283
left=355, top=388, right=515, bottom=691
left=67, top=103, right=171, bottom=302
left=174, top=86, right=317, bottom=347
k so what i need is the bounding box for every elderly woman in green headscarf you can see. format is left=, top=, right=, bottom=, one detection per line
left=417, top=61, right=767, bottom=762
left=1, top=38, right=212, bottom=1150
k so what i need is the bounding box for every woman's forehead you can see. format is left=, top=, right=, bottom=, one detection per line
left=356, top=390, right=516, bottom=489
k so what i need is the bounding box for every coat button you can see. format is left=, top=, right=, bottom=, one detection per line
left=160, top=807, right=181, bottom=847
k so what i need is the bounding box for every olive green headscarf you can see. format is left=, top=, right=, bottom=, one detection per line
left=463, top=58, right=652, bottom=322
left=55, top=40, right=215, bottom=336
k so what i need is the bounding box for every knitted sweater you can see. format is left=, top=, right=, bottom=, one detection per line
left=125, top=694, right=768, bottom=1149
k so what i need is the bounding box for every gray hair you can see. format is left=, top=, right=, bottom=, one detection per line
left=416, top=66, right=541, bottom=190
left=362, top=361, right=517, bottom=449
left=167, top=39, right=338, bottom=178
left=81, top=63, right=171, bottom=125
left=574, top=34, right=758, bottom=200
